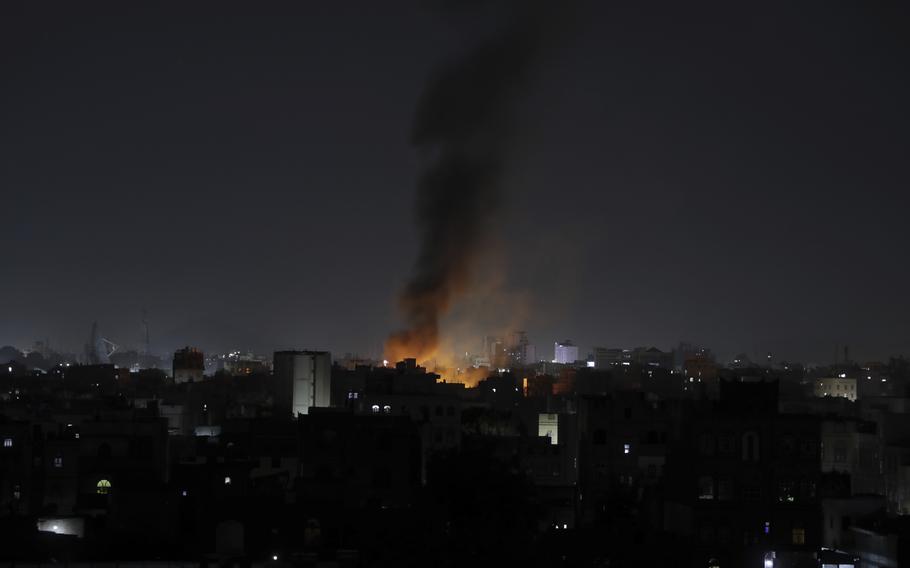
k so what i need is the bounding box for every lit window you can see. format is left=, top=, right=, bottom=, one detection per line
left=792, top=527, right=805, bottom=545
left=97, top=479, right=112, bottom=495
left=3, top=438, right=12, bottom=448
left=382, top=405, right=391, bottom=414
left=623, top=443, right=631, bottom=455
left=371, top=404, right=380, bottom=413
left=224, top=476, right=231, bottom=485
left=54, top=456, right=63, bottom=468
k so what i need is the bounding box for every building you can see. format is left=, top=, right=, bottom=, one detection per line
left=273, top=350, right=331, bottom=417
left=593, top=347, right=625, bottom=369
left=554, top=340, right=579, bottom=364
left=173, top=347, right=204, bottom=384
left=506, top=331, right=536, bottom=367
left=815, top=376, right=858, bottom=402
left=663, top=379, right=825, bottom=567
left=820, top=418, right=882, bottom=495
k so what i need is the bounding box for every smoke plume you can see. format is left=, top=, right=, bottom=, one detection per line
left=385, top=2, right=553, bottom=366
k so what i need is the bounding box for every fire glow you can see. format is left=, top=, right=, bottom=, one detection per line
left=384, top=2, right=549, bottom=378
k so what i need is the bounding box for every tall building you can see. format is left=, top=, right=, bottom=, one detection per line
left=554, top=340, right=578, bottom=364
left=506, top=331, right=536, bottom=367
left=483, top=335, right=507, bottom=368
left=273, top=350, right=332, bottom=417
left=173, top=346, right=204, bottom=383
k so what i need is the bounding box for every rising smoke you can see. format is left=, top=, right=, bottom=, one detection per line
left=385, top=1, right=556, bottom=366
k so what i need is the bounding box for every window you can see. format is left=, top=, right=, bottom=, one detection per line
left=834, top=441, right=847, bottom=463
left=382, top=405, right=391, bottom=414
left=718, top=434, right=735, bottom=455
left=623, top=443, right=631, bottom=455
left=778, top=479, right=796, bottom=502
left=435, top=405, right=443, bottom=417
left=623, top=407, right=632, bottom=420
left=698, top=434, right=715, bottom=456
left=97, top=479, right=112, bottom=495
left=742, top=432, right=760, bottom=462
left=54, top=456, right=63, bottom=468
left=3, top=438, right=12, bottom=448
left=371, top=404, right=380, bottom=413
left=717, top=477, right=734, bottom=501
left=224, top=476, right=232, bottom=485
left=792, top=527, right=806, bottom=545
left=447, top=406, right=455, bottom=417
left=698, top=475, right=714, bottom=500
left=743, top=483, right=762, bottom=501
left=799, top=439, right=817, bottom=458
left=779, top=435, right=796, bottom=456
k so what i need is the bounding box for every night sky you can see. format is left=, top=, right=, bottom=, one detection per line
left=2, top=1, right=909, bottom=365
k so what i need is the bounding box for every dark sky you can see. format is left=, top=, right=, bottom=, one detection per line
left=2, top=1, right=909, bottom=365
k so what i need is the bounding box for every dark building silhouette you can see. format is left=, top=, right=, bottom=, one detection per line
left=173, top=347, right=204, bottom=384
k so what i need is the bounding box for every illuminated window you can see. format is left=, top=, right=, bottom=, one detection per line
left=3, top=438, right=12, bottom=448
left=792, top=527, right=806, bottom=545
left=623, top=443, right=631, bottom=455
left=224, top=476, right=231, bottom=485
left=96, top=479, right=112, bottom=495
left=382, top=405, right=391, bottom=414
left=54, top=456, right=63, bottom=468
left=371, top=405, right=380, bottom=413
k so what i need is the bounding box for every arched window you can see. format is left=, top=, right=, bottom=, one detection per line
left=97, top=479, right=112, bottom=495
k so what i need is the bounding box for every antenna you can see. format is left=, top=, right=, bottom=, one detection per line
left=141, top=308, right=150, bottom=356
